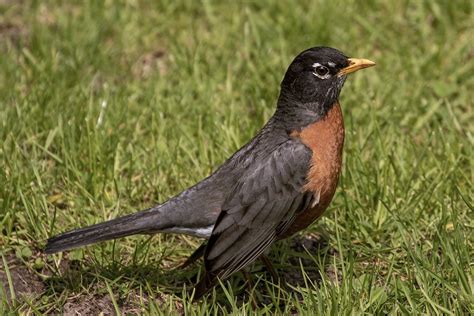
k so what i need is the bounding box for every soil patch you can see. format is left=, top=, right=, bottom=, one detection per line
left=63, top=295, right=115, bottom=316
left=0, top=254, right=45, bottom=302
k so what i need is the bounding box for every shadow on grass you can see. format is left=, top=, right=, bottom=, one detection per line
left=44, top=233, right=337, bottom=310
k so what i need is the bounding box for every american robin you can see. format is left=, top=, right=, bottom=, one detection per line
left=45, top=46, right=375, bottom=299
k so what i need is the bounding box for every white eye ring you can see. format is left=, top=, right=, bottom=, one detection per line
left=312, top=63, right=331, bottom=79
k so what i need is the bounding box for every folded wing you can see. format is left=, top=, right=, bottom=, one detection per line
left=194, top=139, right=314, bottom=298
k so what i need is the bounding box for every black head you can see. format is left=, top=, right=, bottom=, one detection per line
left=281, top=47, right=349, bottom=105
left=277, top=47, right=375, bottom=124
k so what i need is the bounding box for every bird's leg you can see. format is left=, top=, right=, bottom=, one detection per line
left=259, top=255, right=278, bottom=281
left=259, top=255, right=287, bottom=289
left=241, top=270, right=260, bottom=309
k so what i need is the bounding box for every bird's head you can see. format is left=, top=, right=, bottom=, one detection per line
left=279, top=47, right=375, bottom=116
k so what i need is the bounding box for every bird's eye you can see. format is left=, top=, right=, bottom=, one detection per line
left=315, top=65, right=329, bottom=76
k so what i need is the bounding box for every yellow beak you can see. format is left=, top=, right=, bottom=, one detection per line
left=338, top=58, right=376, bottom=77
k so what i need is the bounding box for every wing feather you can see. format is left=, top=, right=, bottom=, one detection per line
left=194, top=139, right=313, bottom=298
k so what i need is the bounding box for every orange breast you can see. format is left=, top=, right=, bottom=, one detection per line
left=283, top=102, right=345, bottom=237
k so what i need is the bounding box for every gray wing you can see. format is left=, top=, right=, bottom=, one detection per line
left=194, top=139, right=313, bottom=298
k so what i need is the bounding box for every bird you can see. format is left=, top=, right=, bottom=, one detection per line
left=45, top=46, right=375, bottom=299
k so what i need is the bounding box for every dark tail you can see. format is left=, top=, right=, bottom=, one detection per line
left=45, top=175, right=223, bottom=254
left=45, top=207, right=163, bottom=254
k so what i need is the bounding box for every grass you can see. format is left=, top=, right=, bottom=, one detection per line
left=0, top=0, right=472, bottom=314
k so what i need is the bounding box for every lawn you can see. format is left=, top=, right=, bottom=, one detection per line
left=0, top=0, right=472, bottom=314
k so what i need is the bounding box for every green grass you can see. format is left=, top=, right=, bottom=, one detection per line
left=0, top=0, right=473, bottom=314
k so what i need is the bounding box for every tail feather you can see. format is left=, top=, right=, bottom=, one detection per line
left=45, top=207, right=162, bottom=254
left=45, top=175, right=224, bottom=254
